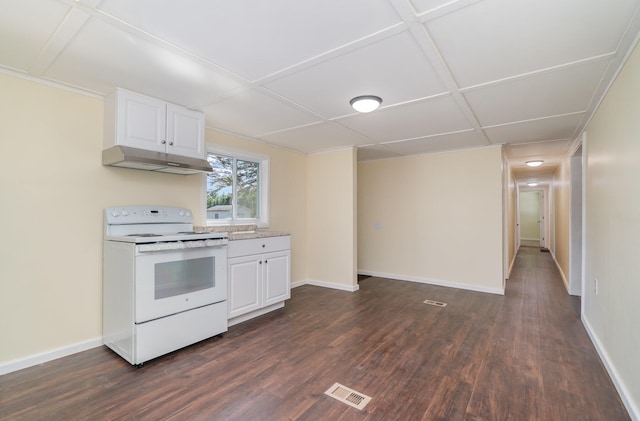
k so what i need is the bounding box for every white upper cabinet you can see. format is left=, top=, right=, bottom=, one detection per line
left=104, top=89, right=205, bottom=159
left=166, top=104, right=205, bottom=159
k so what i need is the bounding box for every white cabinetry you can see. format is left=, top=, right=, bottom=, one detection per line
left=104, top=88, right=205, bottom=159
left=227, top=236, right=291, bottom=325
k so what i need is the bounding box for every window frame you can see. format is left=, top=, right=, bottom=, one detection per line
left=202, top=145, right=269, bottom=227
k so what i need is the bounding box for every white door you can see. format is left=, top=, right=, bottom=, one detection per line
left=117, top=90, right=166, bottom=152
left=228, top=255, right=261, bottom=318
left=519, top=190, right=542, bottom=246
left=166, top=104, right=204, bottom=159
left=263, top=250, right=291, bottom=306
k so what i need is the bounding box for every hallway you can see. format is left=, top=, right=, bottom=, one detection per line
left=475, top=246, right=627, bottom=419
left=0, top=247, right=630, bottom=420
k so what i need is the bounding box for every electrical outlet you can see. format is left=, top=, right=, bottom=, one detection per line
left=594, top=278, right=599, bottom=295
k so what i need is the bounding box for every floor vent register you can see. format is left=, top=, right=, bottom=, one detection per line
left=424, top=299, right=447, bottom=307
left=324, top=382, right=372, bottom=411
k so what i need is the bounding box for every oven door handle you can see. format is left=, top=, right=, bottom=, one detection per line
left=137, top=240, right=227, bottom=253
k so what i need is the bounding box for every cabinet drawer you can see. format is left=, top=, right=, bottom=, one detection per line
left=228, top=235, right=290, bottom=258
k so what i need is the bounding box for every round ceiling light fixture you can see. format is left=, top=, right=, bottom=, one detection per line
left=350, top=95, right=382, bottom=113
left=527, top=182, right=539, bottom=187
left=525, top=160, right=544, bottom=167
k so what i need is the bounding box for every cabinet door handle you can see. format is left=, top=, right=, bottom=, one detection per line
left=169, top=141, right=174, bottom=146
left=259, top=261, right=262, bottom=264
left=161, top=140, right=166, bottom=144
left=265, top=260, right=268, bottom=264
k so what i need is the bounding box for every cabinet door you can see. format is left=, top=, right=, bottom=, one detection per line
left=227, top=255, right=261, bottom=318
left=166, top=104, right=205, bottom=159
left=263, top=250, right=291, bottom=307
left=117, top=91, right=166, bottom=152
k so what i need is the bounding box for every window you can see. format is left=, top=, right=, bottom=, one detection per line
left=204, top=146, right=269, bottom=226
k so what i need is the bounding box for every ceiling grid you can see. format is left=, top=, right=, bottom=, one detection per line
left=1, top=0, right=639, bottom=184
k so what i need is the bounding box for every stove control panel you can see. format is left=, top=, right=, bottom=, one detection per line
left=105, top=206, right=193, bottom=225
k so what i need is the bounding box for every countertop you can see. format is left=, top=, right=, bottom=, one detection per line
left=193, top=224, right=290, bottom=241
left=227, top=230, right=290, bottom=241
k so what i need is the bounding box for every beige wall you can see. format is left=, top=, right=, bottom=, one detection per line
left=0, top=74, right=309, bottom=366
left=552, top=155, right=571, bottom=290
left=306, top=149, right=357, bottom=289
left=505, top=157, right=518, bottom=276
left=0, top=74, right=202, bottom=364
left=358, top=146, right=504, bottom=293
left=582, top=41, right=640, bottom=416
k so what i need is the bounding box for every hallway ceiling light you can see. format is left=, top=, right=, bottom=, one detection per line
left=525, top=160, right=544, bottom=167
left=350, top=95, right=382, bottom=113
left=528, top=182, right=539, bottom=186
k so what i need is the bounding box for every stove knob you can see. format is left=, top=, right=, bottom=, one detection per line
left=179, top=210, right=185, bottom=217
left=121, top=210, right=129, bottom=216
left=111, top=210, right=120, bottom=217
left=185, top=211, right=192, bottom=217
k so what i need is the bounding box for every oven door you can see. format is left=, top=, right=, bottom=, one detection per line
left=134, top=245, right=227, bottom=323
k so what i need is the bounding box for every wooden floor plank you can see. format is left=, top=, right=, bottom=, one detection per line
left=0, top=247, right=629, bottom=420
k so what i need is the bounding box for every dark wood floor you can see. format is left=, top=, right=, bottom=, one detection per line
left=0, top=247, right=629, bottom=420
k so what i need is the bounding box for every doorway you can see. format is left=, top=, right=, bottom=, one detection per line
left=519, top=190, right=544, bottom=248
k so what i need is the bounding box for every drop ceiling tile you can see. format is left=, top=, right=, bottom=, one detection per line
left=203, top=89, right=320, bottom=137
left=464, top=59, right=610, bottom=126
left=0, top=0, right=70, bottom=71
left=505, top=139, right=572, bottom=161
left=265, top=31, right=447, bottom=119
left=43, top=18, right=241, bottom=106
left=483, top=113, right=584, bottom=145
left=97, top=0, right=402, bottom=81
left=507, top=140, right=574, bottom=184
left=338, top=95, right=472, bottom=142
left=357, top=145, right=404, bottom=162
left=410, top=0, right=464, bottom=14
left=382, top=130, right=487, bottom=155
left=426, top=0, right=638, bottom=87
left=514, top=168, right=557, bottom=184
left=260, top=122, right=371, bottom=154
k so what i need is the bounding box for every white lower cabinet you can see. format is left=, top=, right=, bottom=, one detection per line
left=227, top=236, right=290, bottom=324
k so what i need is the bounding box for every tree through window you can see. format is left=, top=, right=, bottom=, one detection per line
left=206, top=153, right=261, bottom=222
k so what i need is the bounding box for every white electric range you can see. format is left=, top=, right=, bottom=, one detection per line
left=103, top=205, right=228, bottom=365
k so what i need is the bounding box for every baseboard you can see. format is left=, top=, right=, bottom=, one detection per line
left=308, top=279, right=360, bottom=292
left=507, top=253, right=517, bottom=279
left=549, top=249, right=571, bottom=293
left=228, top=302, right=285, bottom=327
left=291, top=279, right=359, bottom=292
left=357, top=270, right=504, bottom=295
left=290, top=280, right=307, bottom=289
left=582, top=315, right=639, bottom=420
left=0, top=337, right=103, bottom=376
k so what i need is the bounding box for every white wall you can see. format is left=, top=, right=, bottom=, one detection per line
left=358, top=146, right=504, bottom=294
left=581, top=41, right=640, bottom=418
